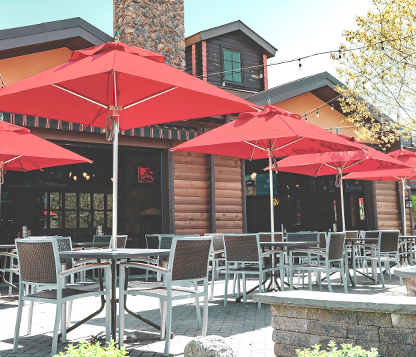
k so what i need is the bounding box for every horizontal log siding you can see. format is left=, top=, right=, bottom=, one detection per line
left=205, top=32, right=265, bottom=92
left=174, top=151, right=211, bottom=235
left=375, top=181, right=411, bottom=233
left=215, top=155, right=243, bottom=233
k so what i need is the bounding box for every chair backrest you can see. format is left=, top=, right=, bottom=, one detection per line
left=56, top=237, right=73, bottom=269
left=145, top=234, right=160, bottom=249
left=168, top=237, right=212, bottom=282
left=286, top=232, right=319, bottom=250
left=379, top=230, right=400, bottom=253
left=345, top=230, right=359, bottom=239
left=15, top=238, right=60, bottom=285
left=93, top=235, right=112, bottom=247
left=258, top=232, right=283, bottom=242
left=326, top=232, right=346, bottom=261
left=159, top=234, right=199, bottom=250
left=318, top=232, right=327, bottom=249
left=111, top=235, right=128, bottom=249
left=223, top=234, right=260, bottom=263
left=360, top=231, right=379, bottom=240
left=204, top=233, right=224, bottom=251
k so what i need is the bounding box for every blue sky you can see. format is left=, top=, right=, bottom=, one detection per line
left=0, top=0, right=373, bottom=87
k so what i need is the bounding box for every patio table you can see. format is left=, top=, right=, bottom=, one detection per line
left=59, top=248, right=169, bottom=341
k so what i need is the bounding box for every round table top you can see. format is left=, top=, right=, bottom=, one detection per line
left=60, top=248, right=169, bottom=260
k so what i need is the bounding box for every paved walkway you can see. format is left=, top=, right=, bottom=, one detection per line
left=0, top=270, right=407, bottom=357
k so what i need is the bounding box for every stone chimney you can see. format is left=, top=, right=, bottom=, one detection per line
left=113, top=0, right=186, bottom=70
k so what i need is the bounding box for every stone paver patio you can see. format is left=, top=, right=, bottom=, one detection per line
left=0, top=270, right=407, bottom=356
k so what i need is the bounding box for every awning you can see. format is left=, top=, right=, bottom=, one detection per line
left=2, top=112, right=199, bottom=141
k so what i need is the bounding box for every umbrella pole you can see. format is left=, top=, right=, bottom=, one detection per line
left=340, top=176, right=346, bottom=232
left=402, top=178, right=407, bottom=236
left=112, top=118, right=119, bottom=251
left=268, top=149, right=275, bottom=240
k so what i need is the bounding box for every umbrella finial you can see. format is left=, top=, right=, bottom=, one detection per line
left=0, top=113, right=3, bottom=121
left=336, top=127, right=340, bottom=134
left=267, top=97, right=271, bottom=105
left=114, top=30, right=120, bottom=42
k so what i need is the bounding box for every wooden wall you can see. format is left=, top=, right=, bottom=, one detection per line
left=173, top=152, right=244, bottom=235
left=215, top=155, right=243, bottom=233
left=375, top=181, right=411, bottom=234
left=173, top=151, right=211, bottom=235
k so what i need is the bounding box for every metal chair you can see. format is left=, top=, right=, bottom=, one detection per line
left=119, top=236, right=212, bottom=357
left=288, top=232, right=348, bottom=293
left=0, top=251, right=18, bottom=296
left=111, top=235, right=128, bottom=249
left=13, top=238, right=111, bottom=356
left=258, top=232, right=284, bottom=242
left=92, top=234, right=112, bottom=248
left=353, top=230, right=403, bottom=288
left=223, top=233, right=284, bottom=308
left=204, top=233, right=224, bottom=299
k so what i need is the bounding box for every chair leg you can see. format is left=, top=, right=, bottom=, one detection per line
left=61, top=302, right=67, bottom=343
left=51, top=303, right=62, bottom=356
left=353, top=253, right=357, bottom=286
left=280, top=259, right=285, bottom=292
left=210, top=259, right=215, bottom=300
left=387, top=260, right=392, bottom=281
left=397, top=257, right=404, bottom=285
left=242, top=273, right=246, bottom=304
left=202, top=281, right=208, bottom=336
left=258, top=273, right=262, bottom=309
left=27, top=301, right=34, bottom=335
left=326, top=267, right=333, bottom=293
left=194, top=282, right=202, bottom=329
left=378, top=258, right=385, bottom=288
left=224, top=267, right=228, bottom=307
left=289, top=260, right=294, bottom=290
left=317, top=272, right=322, bottom=291
left=13, top=290, right=24, bottom=352
left=163, top=297, right=173, bottom=357
left=341, top=261, right=348, bottom=294
left=160, top=300, right=167, bottom=340
left=67, top=301, right=73, bottom=328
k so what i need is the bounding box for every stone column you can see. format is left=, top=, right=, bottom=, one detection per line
left=113, top=0, right=186, bottom=70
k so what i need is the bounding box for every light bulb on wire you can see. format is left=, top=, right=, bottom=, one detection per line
left=331, top=104, right=334, bottom=111
left=316, top=110, right=319, bottom=118
left=298, top=59, right=302, bottom=70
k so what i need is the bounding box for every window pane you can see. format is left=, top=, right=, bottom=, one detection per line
left=50, top=192, right=62, bottom=210
left=93, top=193, right=105, bottom=210
left=107, top=194, right=113, bottom=210
left=65, top=192, right=77, bottom=210
left=65, top=211, right=77, bottom=228
left=224, top=72, right=233, bottom=81
left=50, top=210, right=62, bottom=229
left=93, top=211, right=105, bottom=227
left=232, top=51, right=241, bottom=63
left=79, top=193, right=91, bottom=210
left=232, top=61, right=241, bottom=71
left=233, top=71, right=242, bottom=83
left=107, top=211, right=112, bottom=228
left=223, top=49, right=232, bottom=61
left=79, top=211, right=91, bottom=228
left=224, top=60, right=232, bottom=71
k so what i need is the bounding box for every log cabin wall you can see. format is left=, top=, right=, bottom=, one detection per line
left=375, top=181, right=411, bottom=234
left=173, top=151, right=211, bottom=235
left=214, top=155, right=244, bottom=233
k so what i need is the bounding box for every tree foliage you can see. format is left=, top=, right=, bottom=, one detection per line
left=333, top=0, right=416, bottom=146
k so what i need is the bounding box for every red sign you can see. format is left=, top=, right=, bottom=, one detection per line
left=138, top=167, right=154, bottom=183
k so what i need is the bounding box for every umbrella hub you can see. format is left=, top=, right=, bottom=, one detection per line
left=0, top=167, right=4, bottom=185
left=335, top=167, right=342, bottom=188
left=109, top=105, right=121, bottom=116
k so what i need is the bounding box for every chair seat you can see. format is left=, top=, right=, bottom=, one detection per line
left=229, top=266, right=260, bottom=272
left=27, top=288, right=88, bottom=300
left=66, top=281, right=101, bottom=291
left=130, top=286, right=196, bottom=297
left=128, top=280, right=164, bottom=289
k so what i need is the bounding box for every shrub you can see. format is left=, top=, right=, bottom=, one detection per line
left=54, top=339, right=127, bottom=357
left=296, top=341, right=378, bottom=357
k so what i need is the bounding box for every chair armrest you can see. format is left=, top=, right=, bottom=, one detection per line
left=59, top=263, right=110, bottom=277
left=129, top=257, right=158, bottom=264
left=82, top=247, right=103, bottom=250
left=261, top=249, right=283, bottom=257
left=289, top=249, right=327, bottom=257
left=73, top=258, right=100, bottom=265
left=211, top=249, right=225, bottom=255
left=353, top=243, right=377, bottom=248
left=120, top=262, right=170, bottom=274
left=0, top=252, right=18, bottom=258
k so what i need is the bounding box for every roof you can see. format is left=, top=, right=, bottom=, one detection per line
left=246, top=71, right=346, bottom=114
left=0, top=17, right=113, bottom=60
left=185, top=20, right=277, bottom=58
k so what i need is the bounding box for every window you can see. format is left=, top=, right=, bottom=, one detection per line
left=223, top=49, right=242, bottom=83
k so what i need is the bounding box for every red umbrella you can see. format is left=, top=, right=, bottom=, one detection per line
left=0, top=119, right=91, bottom=219
left=172, top=105, right=365, bottom=237
left=0, top=40, right=260, bottom=250
left=343, top=148, right=416, bottom=235
left=273, top=135, right=410, bottom=231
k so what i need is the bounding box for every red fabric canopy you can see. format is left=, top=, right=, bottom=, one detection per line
left=0, top=120, right=91, bottom=172
left=274, top=136, right=409, bottom=176
left=343, top=168, right=416, bottom=181
left=388, top=148, right=416, bottom=167
left=172, top=105, right=364, bottom=158
left=0, top=42, right=260, bottom=131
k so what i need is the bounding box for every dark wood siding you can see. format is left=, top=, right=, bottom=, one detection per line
left=205, top=31, right=265, bottom=92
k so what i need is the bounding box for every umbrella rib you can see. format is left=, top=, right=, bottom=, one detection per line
left=17, top=157, right=26, bottom=173
left=323, top=163, right=338, bottom=170
left=314, top=163, right=323, bottom=177
left=244, top=141, right=267, bottom=151
left=343, top=159, right=364, bottom=170
left=5, top=155, right=22, bottom=164
left=51, top=84, right=107, bottom=109
left=123, top=87, right=178, bottom=110
left=272, top=137, right=304, bottom=152
left=25, top=157, right=44, bottom=172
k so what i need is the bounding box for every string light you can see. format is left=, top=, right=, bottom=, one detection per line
left=331, top=104, right=334, bottom=111
left=316, top=110, right=319, bottom=118
left=298, top=59, right=302, bottom=70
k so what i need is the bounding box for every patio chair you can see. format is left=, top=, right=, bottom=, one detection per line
left=258, top=232, right=284, bottom=242
left=223, top=233, right=284, bottom=308
left=204, top=233, right=224, bottom=299
left=353, top=230, right=403, bottom=288
left=288, top=232, right=348, bottom=293
left=13, top=238, right=111, bottom=356
left=0, top=251, right=19, bottom=296
left=118, top=236, right=212, bottom=357
left=92, top=234, right=112, bottom=248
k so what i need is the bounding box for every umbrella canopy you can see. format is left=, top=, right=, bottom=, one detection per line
left=172, top=105, right=365, bottom=159
left=0, top=120, right=92, bottom=171
left=0, top=40, right=261, bottom=255
left=172, top=106, right=365, bottom=239
left=0, top=42, right=260, bottom=130
left=274, top=135, right=410, bottom=231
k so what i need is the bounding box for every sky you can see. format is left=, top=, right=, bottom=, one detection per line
left=0, top=0, right=374, bottom=88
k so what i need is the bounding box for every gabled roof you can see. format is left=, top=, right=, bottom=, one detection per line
left=0, top=17, right=113, bottom=60
left=246, top=71, right=345, bottom=114
left=185, top=20, right=277, bottom=58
